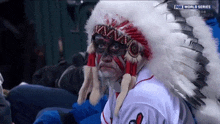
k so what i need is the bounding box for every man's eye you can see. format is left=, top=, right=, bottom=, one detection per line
left=110, top=44, right=119, bottom=51
left=98, top=44, right=105, bottom=49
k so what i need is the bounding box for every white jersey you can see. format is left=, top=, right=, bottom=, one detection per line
left=101, top=66, right=195, bottom=124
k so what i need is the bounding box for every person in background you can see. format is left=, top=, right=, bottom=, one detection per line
left=0, top=73, right=12, bottom=124
left=6, top=52, right=86, bottom=124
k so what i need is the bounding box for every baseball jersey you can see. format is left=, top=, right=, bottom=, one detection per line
left=101, top=66, right=195, bottom=124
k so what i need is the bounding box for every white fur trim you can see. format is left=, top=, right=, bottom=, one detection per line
left=129, top=76, right=136, bottom=90
left=78, top=66, right=92, bottom=105
left=114, top=73, right=131, bottom=116
left=87, top=43, right=95, bottom=54
left=89, top=67, right=102, bottom=105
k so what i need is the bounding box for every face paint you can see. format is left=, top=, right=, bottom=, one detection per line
left=113, top=56, right=125, bottom=71
left=93, top=34, right=127, bottom=56
left=93, top=34, right=127, bottom=79
left=96, top=54, right=102, bottom=65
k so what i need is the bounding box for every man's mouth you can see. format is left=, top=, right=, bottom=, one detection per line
left=99, top=64, right=116, bottom=70
left=100, top=65, right=114, bottom=69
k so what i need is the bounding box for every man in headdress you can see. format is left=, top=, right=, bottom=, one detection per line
left=34, top=0, right=220, bottom=123
left=77, top=1, right=196, bottom=123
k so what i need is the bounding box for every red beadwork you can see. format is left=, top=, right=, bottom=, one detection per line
left=125, top=61, right=137, bottom=76
left=87, top=53, right=96, bottom=66
left=125, top=61, right=132, bottom=74
left=131, top=63, right=137, bottom=76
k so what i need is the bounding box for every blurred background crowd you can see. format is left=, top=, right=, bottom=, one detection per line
left=0, top=0, right=99, bottom=90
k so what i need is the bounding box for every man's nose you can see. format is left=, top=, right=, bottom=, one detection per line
left=102, top=51, right=112, bottom=63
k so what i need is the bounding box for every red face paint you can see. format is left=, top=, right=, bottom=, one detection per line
left=96, top=54, right=102, bottom=65
left=113, top=56, right=125, bottom=72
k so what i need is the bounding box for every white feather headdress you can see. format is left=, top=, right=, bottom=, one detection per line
left=77, top=0, right=220, bottom=123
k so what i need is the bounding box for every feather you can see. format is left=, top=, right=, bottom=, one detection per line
left=181, top=48, right=209, bottom=66
left=194, top=99, right=220, bottom=124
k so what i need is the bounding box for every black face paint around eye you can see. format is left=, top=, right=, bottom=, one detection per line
left=109, top=42, right=127, bottom=56
left=93, top=34, right=127, bottom=56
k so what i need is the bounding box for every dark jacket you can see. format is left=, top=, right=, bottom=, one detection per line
left=0, top=94, right=12, bottom=124
left=32, top=52, right=87, bottom=95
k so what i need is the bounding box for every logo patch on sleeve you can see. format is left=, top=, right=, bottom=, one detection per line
left=129, top=113, right=143, bottom=124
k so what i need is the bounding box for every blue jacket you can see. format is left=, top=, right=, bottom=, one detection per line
left=34, top=95, right=108, bottom=124
left=206, top=18, right=220, bottom=53
left=70, top=95, right=108, bottom=124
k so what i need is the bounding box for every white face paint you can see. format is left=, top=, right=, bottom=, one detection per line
left=98, top=57, right=124, bottom=81
left=97, top=54, right=125, bottom=93
left=98, top=65, right=122, bottom=93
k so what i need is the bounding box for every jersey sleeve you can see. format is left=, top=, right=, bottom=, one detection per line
left=101, top=100, right=112, bottom=124
left=119, top=103, right=167, bottom=124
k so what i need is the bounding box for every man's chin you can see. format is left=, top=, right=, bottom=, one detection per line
left=100, top=71, right=115, bottom=78
left=98, top=67, right=124, bottom=80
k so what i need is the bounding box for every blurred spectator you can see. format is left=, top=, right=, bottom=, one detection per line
left=6, top=52, right=87, bottom=124
left=0, top=17, right=38, bottom=89
left=0, top=73, right=4, bottom=95
left=32, top=60, right=70, bottom=88
left=7, top=84, right=78, bottom=124
left=56, top=52, right=87, bottom=94
left=31, top=52, right=87, bottom=95
left=0, top=93, right=12, bottom=124
left=0, top=73, right=12, bottom=124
